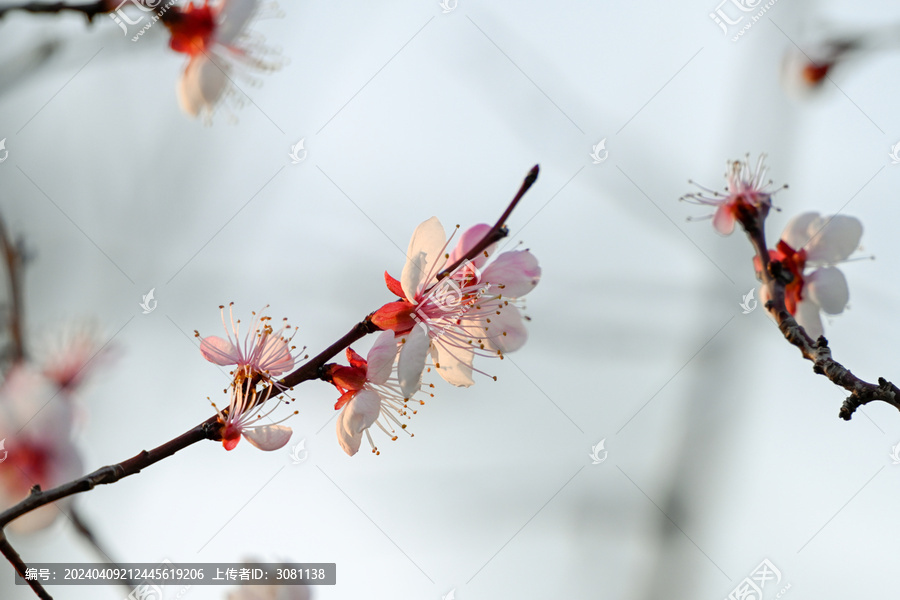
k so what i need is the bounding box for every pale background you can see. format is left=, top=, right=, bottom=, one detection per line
left=2, top=0, right=900, bottom=598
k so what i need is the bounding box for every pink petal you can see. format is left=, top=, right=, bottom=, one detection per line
left=401, top=217, right=446, bottom=301
left=243, top=425, right=293, bottom=451
left=335, top=408, right=363, bottom=456
left=794, top=298, right=824, bottom=340
left=200, top=336, right=240, bottom=366
left=398, top=324, right=429, bottom=398
left=712, top=204, right=736, bottom=235
left=806, top=267, right=849, bottom=315
left=480, top=251, right=541, bottom=298
left=366, top=330, right=398, bottom=386
left=482, top=304, right=528, bottom=353
left=258, top=337, right=294, bottom=375
left=446, top=223, right=495, bottom=269
left=431, top=341, right=474, bottom=388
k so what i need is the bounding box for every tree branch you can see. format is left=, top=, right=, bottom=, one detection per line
left=742, top=209, right=900, bottom=419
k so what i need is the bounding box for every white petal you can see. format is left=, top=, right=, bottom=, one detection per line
left=781, top=212, right=819, bottom=250
left=215, top=0, right=258, bottom=45
left=341, top=389, right=381, bottom=436
left=366, top=330, right=398, bottom=386
left=243, top=425, right=292, bottom=451
left=398, top=324, right=429, bottom=398
left=804, top=215, right=863, bottom=264
left=177, top=55, right=230, bottom=118
left=794, top=299, right=824, bottom=340
left=432, top=340, right=474, bottom=388
left=335, top=408, right=363, bottom=456
left=482, top=304, right=528, bottom=353
left=480, top=251, right=541, bottom=298
left=400, top=217, right=446, bottom=300
left=806, top=267, right=849, bottom=315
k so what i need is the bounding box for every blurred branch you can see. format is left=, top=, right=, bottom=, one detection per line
left=741, top=209, right=900, bottom=419
left=0, top=1, right=109, bottom=21
left=69, top=506, right=136, bottom=590
left=0, top=213, right=25, bottom=363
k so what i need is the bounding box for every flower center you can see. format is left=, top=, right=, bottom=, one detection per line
left=167, top=2, right=216, bottom=56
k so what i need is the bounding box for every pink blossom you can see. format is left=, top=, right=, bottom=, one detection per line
left=682, top=155, right=777, bottom=235
left=759, top=212, right=863, bottom=339
left=328, top=330, right=430, bottom=456
left=372, top=218, right=540, bottom=396
left=197, top=304, right=298, bottom=450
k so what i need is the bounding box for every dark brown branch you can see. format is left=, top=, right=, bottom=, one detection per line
left=0, top=532, right=51, bottom=599
left=0, top=1, right=109, bottom=20
left=437, top=164, right=539, bottom=280
left=742, top=213, right=900, bottom=419
left=0, top=417, right=219, bottom=529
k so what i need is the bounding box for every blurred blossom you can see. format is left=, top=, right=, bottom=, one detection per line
left=758, top=212, right=863, bottom=339
left=682, top=155, right=776, bottom=235
left=165, top=0, right=286, bottom=121
left=0, top=363, right=82, bottom=533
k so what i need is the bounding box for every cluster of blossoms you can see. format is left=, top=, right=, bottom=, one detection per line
left=686, top=155, right=863, bottom=340
left=196, top=217, right=541, bottom=457
left=196, top=304, right=298, bottom=451
left=0, top=330, right=108, bottom=533
left=163, top=0, right=284, bottom=121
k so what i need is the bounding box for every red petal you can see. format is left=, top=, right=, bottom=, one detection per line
left=385, top=271, right=406, bottom=298
left=371, top=301, right=417, bottom=333
left=346, top=347, right=367, bottom=370
left=334, top=390, right=357, bottom=411
left=331, top=365, right=366, bottom=392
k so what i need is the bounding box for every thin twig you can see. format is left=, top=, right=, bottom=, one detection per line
left=436, top=165, right=539, bottom=280
left=0, top=532, right=51, bottom=599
